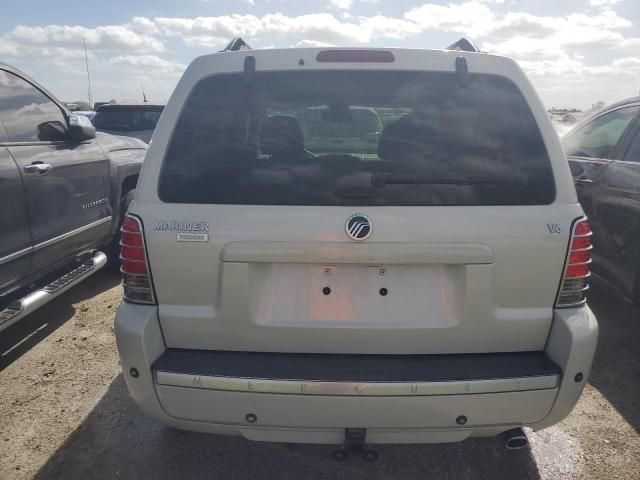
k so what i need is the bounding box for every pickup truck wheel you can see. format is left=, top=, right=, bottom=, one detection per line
left=107, top=190, right=136, bottom=270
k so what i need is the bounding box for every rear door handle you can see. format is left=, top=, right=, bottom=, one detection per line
left=574, top=177, right=594, bottom=185
left=23, top=163, right=52, bottom=175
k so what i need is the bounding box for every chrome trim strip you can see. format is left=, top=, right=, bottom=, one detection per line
left=2, top=140, right=70, bottom=147
left=613, top=159, right=640, bottom=165
left=33, top=217, right=112, bottom=252
left=563, top=272, right=591, bottom=280
left=221, top=241, right=495, bottom=265
left=555, top=298, right=587, bottom=308
left=155, top=372, right=559, bottom=397
left=0, top=246, right=34, bottom=266
left=572, top=246, right=593, bottom=253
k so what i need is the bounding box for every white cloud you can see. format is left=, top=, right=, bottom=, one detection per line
left=108, top=55, right=185, bottom=76
left=517, top=54, right=640, bottom=108
left=149, top=4, right=637, bottom=107
left=127, top=16, right=161, bottom=35
left=0, top=3, right=637, bottom=108
left=404, top=1, right=496, bottom=37
left=9, top=23, right=164, bottom=53
left=464, top=5, right=639, bottom=106
left=99, top=55, right=186, bottom=102
left=483, top=9, right=635, bottom=58
left=0, top=39, right=19, bottom=56
left=329, top=0, right=353, bottom=9
left=487, top=13, right=558, bottom=39
left=154, top=13, right=419, bottom=46
left=291, top=39, right=335, bottom=48
left=612, top=57, right=640, bottom=69
left=590, top=0, right=622, bottom=6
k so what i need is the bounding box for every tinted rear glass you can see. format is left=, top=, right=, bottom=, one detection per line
left=94, top=107, right=163, bottom=132
left=159, top=70, right=554, bottom=206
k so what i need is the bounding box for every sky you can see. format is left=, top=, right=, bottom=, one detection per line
left=0, top=0, right=638, bottom=109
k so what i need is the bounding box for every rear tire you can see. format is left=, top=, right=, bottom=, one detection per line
left=106, top=190, right=135, bottom=270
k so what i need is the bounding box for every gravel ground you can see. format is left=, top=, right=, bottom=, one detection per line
left=0, top=270, right=638, bottom=480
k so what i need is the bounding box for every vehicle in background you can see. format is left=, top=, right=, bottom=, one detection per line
left=94, top=102, right=164, bottom=144
left=76, top=110, right=96, bottom=123
left=115, top=41, right=597, bottom=449
left=563, top=96, right=640, bottom=303
left=298, top=106, right=384, bottom=155
left=0, top=62, right=147, bottom=333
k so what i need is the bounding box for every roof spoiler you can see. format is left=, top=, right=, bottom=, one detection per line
left=220, top=37, right=253, bottom=52
left=220, top=36, right=480, bottom=53
left=445, top=38, right=481, bottom=53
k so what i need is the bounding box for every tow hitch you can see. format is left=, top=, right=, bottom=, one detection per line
left=332, top=428, right=378, bottom=462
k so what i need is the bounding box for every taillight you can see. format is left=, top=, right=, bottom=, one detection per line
left=120, top=215, right=155, bottom=304
left=556, top=217, right=592, bottom=307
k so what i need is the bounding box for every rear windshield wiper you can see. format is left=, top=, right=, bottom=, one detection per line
left=371, top=173, right=515, bottom=187
left=334, top=174, right=524, bottom=199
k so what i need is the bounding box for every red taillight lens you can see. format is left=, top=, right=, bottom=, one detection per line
left=316, top=49, right=395, bottom=63
left=565, top=263, right=590, bottom=278
left=568, top=250, right=591, bottom=264
left=572, top=236, right=592, bottom=250
left=122, top=217, right=141, bottom=232
left=120, top=245, right=145, bottom=261
left=574, top=221, right=591, bottom=236
left=121, top=231, right=143, bottom=247
left=556, top=218, right=592, bottom=307
left=121, top=258, right=147, bottom=275
left=120, top=215, right=155, bottom=304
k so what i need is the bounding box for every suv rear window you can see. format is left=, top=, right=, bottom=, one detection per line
left=94, top=106, right=163, bottom=132
left=159, top=70, right=555, bottom=206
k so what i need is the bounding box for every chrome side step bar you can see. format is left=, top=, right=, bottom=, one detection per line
left=0, top=251, right=107, bottom=332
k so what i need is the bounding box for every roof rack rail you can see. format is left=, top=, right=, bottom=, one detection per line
left=220, top=37, right=253, bottom=52
left=445, top=38, right=481, bottom=53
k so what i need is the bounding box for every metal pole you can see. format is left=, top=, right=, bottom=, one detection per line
left=83, top=38, right=93, bottom=109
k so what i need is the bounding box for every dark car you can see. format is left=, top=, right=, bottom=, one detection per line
left=0, top=62, right=146, bottom=332
left=562, top=97, right=640, bottom=303
left=93, top=102, right=164, bottom=144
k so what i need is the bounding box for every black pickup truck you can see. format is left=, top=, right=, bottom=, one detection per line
left=0, top=62, right=147, bottom=332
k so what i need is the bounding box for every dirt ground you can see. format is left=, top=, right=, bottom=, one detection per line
left=0, top=270, right=638, bottom=480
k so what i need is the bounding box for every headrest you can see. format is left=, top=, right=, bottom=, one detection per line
left=378, top=114, right=436, bottom=160
left=260, top=115, right=304, bottom=157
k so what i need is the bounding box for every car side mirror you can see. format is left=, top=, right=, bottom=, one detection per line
left=37, top=121, right=68, bottom=141
left=67, top=113, right=96, bottom=141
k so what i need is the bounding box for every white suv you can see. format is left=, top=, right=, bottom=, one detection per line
left=115, top=44, right=598, bottom=449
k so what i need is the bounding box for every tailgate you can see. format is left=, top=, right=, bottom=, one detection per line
left=134, top=57, right=580, bottom=354
left=139, top=203, right=580, bottom=354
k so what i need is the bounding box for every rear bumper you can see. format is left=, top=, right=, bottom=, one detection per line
left=114, top=303, right=597, bottom=444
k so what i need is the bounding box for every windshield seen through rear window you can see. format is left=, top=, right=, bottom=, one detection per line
left=159, top=70, right=555, bottom=206
left=94, top=107, right=163, bottom=132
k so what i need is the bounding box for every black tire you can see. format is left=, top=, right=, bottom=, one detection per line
left=106, top=190, right=135, bottom=269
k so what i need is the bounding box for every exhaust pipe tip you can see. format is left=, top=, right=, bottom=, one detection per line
left=502, top=427, right=528, bottom=450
